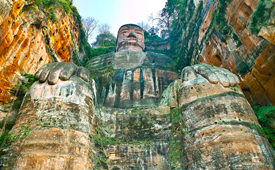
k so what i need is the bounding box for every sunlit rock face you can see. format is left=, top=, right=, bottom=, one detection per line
left=0, top=0, right=84, bottom=134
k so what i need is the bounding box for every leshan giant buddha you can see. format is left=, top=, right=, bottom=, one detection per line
left=1, top=24, right=274, bottom=169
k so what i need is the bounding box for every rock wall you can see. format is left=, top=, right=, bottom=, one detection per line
left=173, top=0, right=275, bottom=106
left=94, top=106, right=171, bottom=169
left=0, top=0, right=84, bottom=134
left=0, top=0, right=83, bottom=104
left=196, top=0, right=275, bottom=107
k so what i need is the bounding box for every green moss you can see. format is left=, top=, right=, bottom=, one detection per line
left=0, top=132, right=13, bottom=149
left=168, top=107, right=183, bottom=169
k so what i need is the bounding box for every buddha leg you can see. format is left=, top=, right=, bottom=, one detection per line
left=177, top=65, right=275, bottom=169
left=1, top=75, right=95, bottom=170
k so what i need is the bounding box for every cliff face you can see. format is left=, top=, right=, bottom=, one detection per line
left=196, top=0, right=275, bottom=106
left=172, top=0, right=275, bottom=106
left=0, top=0, right=83, bottom=105
left=0, top=0, right=84, bottom=131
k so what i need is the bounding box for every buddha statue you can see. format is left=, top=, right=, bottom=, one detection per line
left=2, top=24, right=274, bottom=170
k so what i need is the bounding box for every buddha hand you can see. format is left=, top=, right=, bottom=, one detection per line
left=34, top=62, right=90, bottom=85
left=181, top=64, right=240, bottom=87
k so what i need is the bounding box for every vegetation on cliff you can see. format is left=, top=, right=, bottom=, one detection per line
left=168, top=0, right=200, bottom=72
left=249, top=0, right=273, bottom=35
left=34, top=0, right=73, bottom=23
left=253, top=106, right=275, bottom=149
left=23, top=0, right=93, bottom=66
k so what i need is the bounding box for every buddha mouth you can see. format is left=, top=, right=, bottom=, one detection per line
left=127, top=37, right=137, bottom=42
left=116, top=41, right=144, bottom=51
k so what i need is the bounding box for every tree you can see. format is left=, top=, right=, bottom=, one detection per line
left=98, top=23, right=111, bottom=34
left=82, top=17, right=98, bottom=42
left=92, top=32, right=116, bottom=47
left=148, top=2, right=175, bottom=38
left=137, top=21, right=150, bottom=32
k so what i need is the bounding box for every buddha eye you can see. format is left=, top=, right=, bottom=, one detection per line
left=136, top=31, right=142, bottom=35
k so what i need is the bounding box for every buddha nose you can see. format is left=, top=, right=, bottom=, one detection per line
left=127, top=31, right=137, bottom=38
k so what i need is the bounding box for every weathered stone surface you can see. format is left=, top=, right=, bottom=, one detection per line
left=178, top=71, right=275, bottom=169
left=116, top=24, right=145, bottom=52
left=87, top=51, right=178, bottom=108
left=0, top=75, right=96, bottom=169
left=105, top=143, right=170, bottom=170
left=93, top=106, right=171, bottom=170
left=2, top=19, right=275, bottom=170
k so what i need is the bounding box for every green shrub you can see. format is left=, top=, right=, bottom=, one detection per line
left=249, top=0, right=269, bottom=35
left=253, top=105, right=275, bottom=149
left=34, top=0, right=72, bottom=23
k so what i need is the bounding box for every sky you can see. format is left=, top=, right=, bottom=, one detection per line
left=73, top=0, right=167, bottom=43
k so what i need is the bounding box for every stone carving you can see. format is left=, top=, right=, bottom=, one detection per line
left=2, top=24, right=274, bottom=169
left=116, top=24, right=145, bottom=52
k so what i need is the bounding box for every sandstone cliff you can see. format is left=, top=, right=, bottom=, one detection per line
left=0, top=0, right=86, bottom=133
left=0, top=0, right=85, bottom=104
left=170, top=0, right=275, bottom=106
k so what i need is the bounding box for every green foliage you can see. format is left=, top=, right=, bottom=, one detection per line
left=88, top=46, right=115, bottom=59
left=168, top=0, right=202, bottom=73
left=0, top=132, right=13, bottom=149
left=17, top=73, right=36, bottom=99
left=249, top=0, right=270, bottom=35
left=93, top=33, right=116, bottom=47
left=213, top=0, right=232, bottom=31
left=92, top=134, right=117, bottom=150
left=34, top=0, right=72, bottom=23
left=0, top=123, right=32, bottom=152
left=253, top=105, right=275, bottom=149
left=69, top=5, right=94, bottom=67
left=144, top=27, right=167, bottom=44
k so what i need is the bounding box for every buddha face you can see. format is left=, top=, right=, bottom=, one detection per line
left=116, top=24, right=145, bottom=52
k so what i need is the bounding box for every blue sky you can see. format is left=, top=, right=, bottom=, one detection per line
left=73, top=0, right=167, bottom=43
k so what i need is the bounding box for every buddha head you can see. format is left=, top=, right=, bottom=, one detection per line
left=116, top=24, right=145, bottom=52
